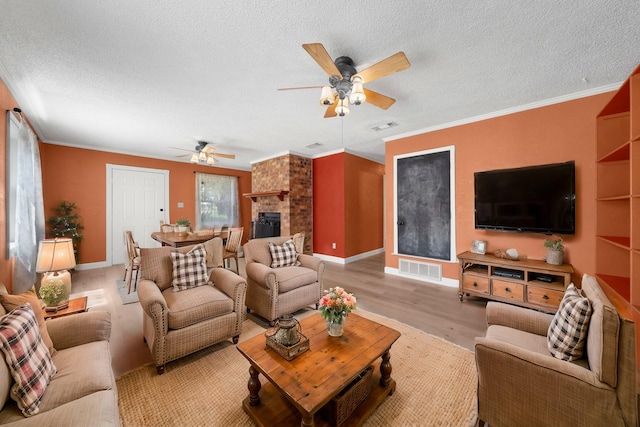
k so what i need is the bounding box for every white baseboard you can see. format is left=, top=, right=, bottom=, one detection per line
left=313, top=247, right=385, bottom=265
left=384, top=266, right=459, bottom=288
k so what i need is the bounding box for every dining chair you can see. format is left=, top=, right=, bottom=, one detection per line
left=123, top=230, right=141, bottom=293
left=223, top=227, right=244, bottom=274
left=160, top=220, right=175, bottom=233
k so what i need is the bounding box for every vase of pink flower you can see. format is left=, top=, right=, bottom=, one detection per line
left=319, top=286, right=357, bottom=337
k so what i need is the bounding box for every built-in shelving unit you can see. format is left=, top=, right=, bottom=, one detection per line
left=243, top=190, right=289, bottom=202
left=595, top=65, right=640, bottom=379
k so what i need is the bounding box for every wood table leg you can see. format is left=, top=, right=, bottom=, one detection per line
left=379, top=350, right=393, bottom=388
left=300, top=412, right=314, bottom=427
left=248, top=365, right=261, bottom=406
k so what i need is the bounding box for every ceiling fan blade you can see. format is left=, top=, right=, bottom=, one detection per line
left=212, top=152, right=236, bottom=159
left=170, top=146, right=193, bottom=153
left=175, top=153, right=192, bottom=158
left=363, top=88, right=396, bottom=110
left=278, top=85, right=324, bottom=91
left=324, top=104, right=337, bottom=118
left=302, top=43, right=342, bottom=78
left=354, top=52, right=410, bottom=84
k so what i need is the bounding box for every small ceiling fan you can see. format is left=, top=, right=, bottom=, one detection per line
left=279, top=43, right=410, bottom=118
left=171, top=141, right=235, bottom=165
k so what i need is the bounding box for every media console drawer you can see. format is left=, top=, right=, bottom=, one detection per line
left=461, top=275, right=490, bottom=294
left=527, top=287, right=564, bottom=308
left=458, top=251, right=573, bottom=313
left=492, top=280, right=524, bottom=301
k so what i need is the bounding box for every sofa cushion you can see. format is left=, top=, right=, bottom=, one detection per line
left=0, top=304, right=56, bottom=417
left=162, top=285, right=233, bottom=330
left=274, top=266, right=318, bottom=293
left=581, top=273, right=620, bottom=388
left=292, top=232, right=305, bottom=254
left=547, top=284, right=592, bottom=361
left=140, top=246, right=173, bottom=291
left=245, top=236, right=290, bottom=266
left=171, top=244, right=211, bottom=292
left=37, top=340, right=113, bottom=413
left=177, top=237, right=224, bottom=268
left=268, top=240, right=299, bottom=268
left=0, top=288, right=55, bottom=355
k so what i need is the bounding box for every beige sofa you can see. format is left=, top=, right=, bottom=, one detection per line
left=243, top=235, right=324, bottom=325
left=475, top=274, right=637, bottom=427
left=0, top=308, right=118, bottom=426
left=137, top=240, right=247, bottom=374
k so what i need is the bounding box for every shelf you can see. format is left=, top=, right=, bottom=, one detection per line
left=597, top=274, right=631, bottom=302
left=598, top=142, right=630, bottom=163
left=597, top=235, right=631, bottom=250
left=243, top=190, right=289, bottom=202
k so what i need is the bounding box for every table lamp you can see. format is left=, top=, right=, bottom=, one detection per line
left=36, top=238, right=76, bottom=311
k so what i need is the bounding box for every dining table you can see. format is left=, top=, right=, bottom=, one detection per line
left=151, top=230, right=227, bottom=248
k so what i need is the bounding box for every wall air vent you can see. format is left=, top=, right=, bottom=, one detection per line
left=398, top=259, right=442, bottom=282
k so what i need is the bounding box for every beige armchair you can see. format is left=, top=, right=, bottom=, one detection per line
left=475, top=274, right=637, bottom=427
left=137, top=239, right=246, bottom=374
left=243, top=235, right=324, bottom=325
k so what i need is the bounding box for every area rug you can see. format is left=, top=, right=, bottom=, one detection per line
left=115, top=279, right=139, bottom=305
left=116, top=310, right=477, bottom=426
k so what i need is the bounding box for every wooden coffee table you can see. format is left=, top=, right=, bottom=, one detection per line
left=237, top=312, right=401, bottom=427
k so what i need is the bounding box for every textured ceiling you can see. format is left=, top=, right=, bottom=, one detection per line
left=0, top=1, right=639, bottom=170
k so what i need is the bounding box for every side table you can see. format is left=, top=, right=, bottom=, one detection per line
left=43, top=296, right=88, bottom=320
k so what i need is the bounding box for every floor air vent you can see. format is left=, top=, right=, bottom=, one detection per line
left=398, top=259, right=442, bottom=282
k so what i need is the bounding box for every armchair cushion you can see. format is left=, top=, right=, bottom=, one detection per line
left=547, top=284, right=592, bottom=361
left=0, top=304, right=56, bottom=417
left=268, top=240, right=299, bottom=268
left=171, top=244, right=210, bottom=292
left=162, top=285, right=234, bottom=330
left=274, top=267, right=319, bottom=293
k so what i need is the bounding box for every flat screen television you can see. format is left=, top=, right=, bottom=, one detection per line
left=474, top=161, right=575, bottom=235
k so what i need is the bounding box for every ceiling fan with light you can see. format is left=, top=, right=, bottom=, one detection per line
left=279, top=43, right=411, bottom=118
left=171, top=141, right=236, bottom=165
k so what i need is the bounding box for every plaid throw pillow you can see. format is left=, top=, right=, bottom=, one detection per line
left=547, top=284, right=592, bottom=361
left=268, top=240, right=298, bottom=268
left=0, top=303, right=57, bottom=417
left=171, top=244, right=211, bottom=292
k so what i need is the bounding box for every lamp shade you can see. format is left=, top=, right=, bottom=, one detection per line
left=335, top=98, right=350, bottom=116
left=36, top=238, right=76, bottom=273
left=350, top=76, right=366, bottom=105
left=319, top=86, right=334, bottom=105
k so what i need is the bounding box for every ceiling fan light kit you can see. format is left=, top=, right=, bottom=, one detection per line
left=174, top=140, right=234, bottom=165
left=282, top=43, right=411, bottom=118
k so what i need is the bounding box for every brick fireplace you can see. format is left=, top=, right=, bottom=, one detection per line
left=246, top=154, right=312, bottom=253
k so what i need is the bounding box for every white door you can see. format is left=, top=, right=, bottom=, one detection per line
left=108, top=165, right=169, bottom=265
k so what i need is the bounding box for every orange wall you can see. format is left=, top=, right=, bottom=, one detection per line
left=344, top=154, right=385, bottom=257
left=0, top=80, right=19, bottom=290
left=386, top=93, right=613, bottom=284
left=313, top=152, right=384, bottom=258
left=39, top=144, right=252, bottom=264
left=313, top=153, right=345, bottom=256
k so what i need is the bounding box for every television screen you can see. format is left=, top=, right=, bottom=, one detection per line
left=474, top=161, right=575, bottom=235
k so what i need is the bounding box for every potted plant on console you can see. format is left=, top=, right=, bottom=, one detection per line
left=544, top=236, right=564, bottom=265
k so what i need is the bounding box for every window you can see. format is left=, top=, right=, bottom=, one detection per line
left=195, top=173, right=240, bottom=230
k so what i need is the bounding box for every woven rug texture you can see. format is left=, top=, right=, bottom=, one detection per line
left=115, top=279, right=139, bottom=305
left=116, top=310, right=477, bottom=426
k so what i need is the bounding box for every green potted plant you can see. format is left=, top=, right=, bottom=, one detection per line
left=544, top=236, right=564, bottom=265
left=175, top=218, right=191, bottom=236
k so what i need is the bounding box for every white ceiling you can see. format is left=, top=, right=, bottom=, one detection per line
left=1, top=1, right=639, bottom=170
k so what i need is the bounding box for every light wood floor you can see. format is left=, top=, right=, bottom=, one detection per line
left=71, top=252, right=488, bottom=377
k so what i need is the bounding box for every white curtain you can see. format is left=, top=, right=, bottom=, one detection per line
left=13, top=117, right=45, bottom=293
left=195, top=173, right=240, bottom=230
